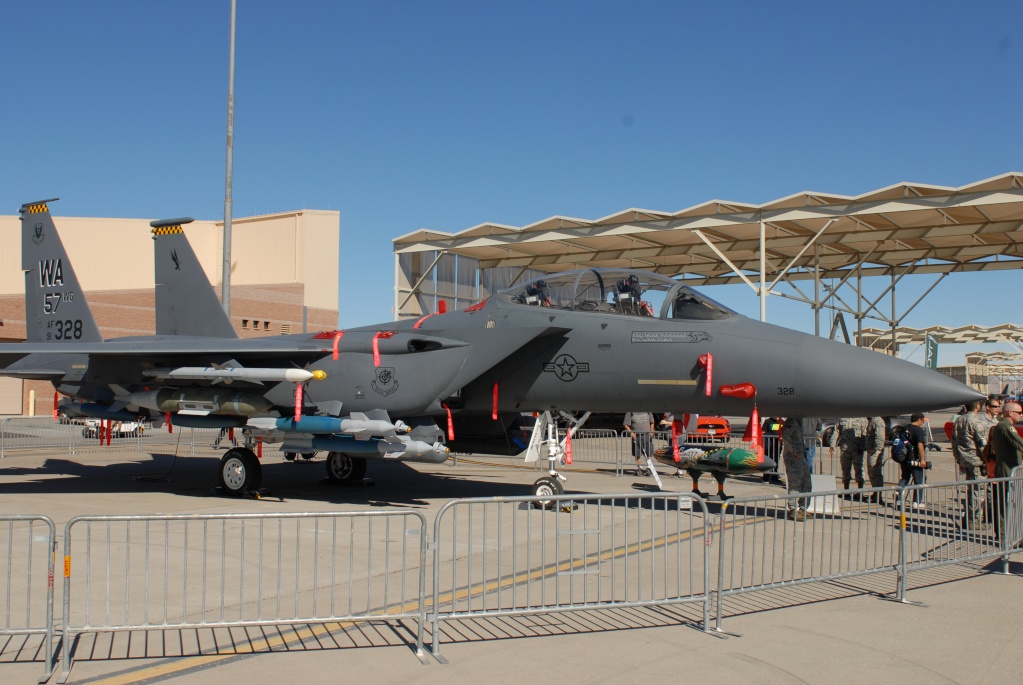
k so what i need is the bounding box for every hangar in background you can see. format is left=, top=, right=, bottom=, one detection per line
left=0, top=208, right=340, bottom=415
left=393, top=171, right=1023, bottom=355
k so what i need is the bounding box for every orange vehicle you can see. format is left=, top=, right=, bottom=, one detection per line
left=692, top=416, right=731, bottom=442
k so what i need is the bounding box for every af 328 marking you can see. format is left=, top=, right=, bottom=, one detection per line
left=46, top=319, right=83, bottom=340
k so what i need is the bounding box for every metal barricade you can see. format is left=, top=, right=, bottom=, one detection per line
left=894, top=470, right=1023, bottom=601
left=565, top=428, right=620, bottom=469
left=0, top=515, right=57, bottom=683
left=714, top=485, right=901, bottom=632
left=59, top=511, right=428, bottom=682
left=1, top=417, right=75, bottom=458
left=430, top=491, right=712, bottom=660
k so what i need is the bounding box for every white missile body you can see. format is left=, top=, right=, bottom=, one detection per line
left=144, top=367, right=326, bottom=383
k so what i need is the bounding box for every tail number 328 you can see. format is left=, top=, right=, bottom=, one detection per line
left=47, top=319, right=83, bottom=340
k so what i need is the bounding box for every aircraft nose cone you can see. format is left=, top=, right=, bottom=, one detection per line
left=796, top=336, right=984, bottom=416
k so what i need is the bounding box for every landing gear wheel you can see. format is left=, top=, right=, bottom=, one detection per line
left=326, top=452, right=367, bottom=484
left=283, top=452, right=297, bottom=462
left=531, top=476, right=564, bottom=509
left=301, top=452, right=316, bottom=460
left=219, top=448, right=262, bottom=496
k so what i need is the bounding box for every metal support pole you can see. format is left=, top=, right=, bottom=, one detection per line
left=856, top=272, right=862, bottom=347
left=814, top=246, right=820, bottom=336
left=221, top=0, right=237, bottom=317
left=759, top=215, right=766, bottom=322
left=891, top=270, right=897, bottom=356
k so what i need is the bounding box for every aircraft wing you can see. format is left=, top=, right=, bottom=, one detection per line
left=0, top=338, right=331, bottom=357
left=0, top=368, right=66, bottom=379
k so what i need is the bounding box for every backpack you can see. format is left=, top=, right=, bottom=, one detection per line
left=891, top=424, right=913, bottom=464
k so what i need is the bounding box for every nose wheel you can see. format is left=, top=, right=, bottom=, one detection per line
left=531, top=475, right=565, bottom=509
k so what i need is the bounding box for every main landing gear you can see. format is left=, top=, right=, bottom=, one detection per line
left=325, top=451, right=368, bottom=485
left=218, top=447, right=262, bottom=496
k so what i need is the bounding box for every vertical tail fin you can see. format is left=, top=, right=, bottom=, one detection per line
left=152, top=218, right=238, bottom=338
left=20, top=200, right=104, bottom=344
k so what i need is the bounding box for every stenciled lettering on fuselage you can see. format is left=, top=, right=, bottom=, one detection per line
left=631, top=331, right=711, bottom=344
left=372, top=367, right=399, bottom=396
left=543, top=354, right=590, bottom=382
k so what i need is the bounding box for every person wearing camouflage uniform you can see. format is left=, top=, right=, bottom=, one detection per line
left=782, top=418, right=812, bottom=520
left=952, top=400, right=988, bottom=527
left=827, top=417, right=868, bottom=492
left=864, top=416, right=887, bottom=500
left=980, top=398, right=1001, bottom=437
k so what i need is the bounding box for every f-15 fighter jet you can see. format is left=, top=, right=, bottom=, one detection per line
left=1, top=200, right=983, bottom=498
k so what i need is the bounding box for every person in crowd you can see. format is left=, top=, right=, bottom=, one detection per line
left=952, top=400, right=989, bottom=528
left=624, top=411, right=656, bottom=476
left=827, top=417, right=868, bottom=495
left=864, top=416, right=887, bottom=502
left=781, top=418, right=812, bottom=520
left=988, top=402, right=1023, bottom=542
left=898, top=413, right=929, bottom=508
left=982, top=397, right=1002, bottom=434
left=800, top=417, right=821, bottom=473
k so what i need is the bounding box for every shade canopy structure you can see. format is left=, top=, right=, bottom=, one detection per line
left=393, top=172, right=1023, bottom=349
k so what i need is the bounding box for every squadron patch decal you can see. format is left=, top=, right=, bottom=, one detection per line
left=372, top=367, right=399, bottom=396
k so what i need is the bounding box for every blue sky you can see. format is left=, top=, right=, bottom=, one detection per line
left=1, top=1, right=1020, bottom=365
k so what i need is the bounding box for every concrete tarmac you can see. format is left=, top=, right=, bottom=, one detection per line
left=1, top=444, right=1021, bottom=684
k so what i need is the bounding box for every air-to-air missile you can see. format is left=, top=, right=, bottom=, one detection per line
left=143, top=367, right=327, bottom=383
left=274, top=413, right=409, bottom=438
left=277, top=433, right=449, bottom=463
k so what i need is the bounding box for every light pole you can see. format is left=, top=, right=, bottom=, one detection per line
left=222, top=0, right=237, bottom=316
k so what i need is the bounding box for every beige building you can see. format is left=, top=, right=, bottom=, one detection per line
left=0, top=209, right=340, bottom=415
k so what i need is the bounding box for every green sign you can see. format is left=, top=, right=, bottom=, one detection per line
left=924, top=334, right=938, bottom=370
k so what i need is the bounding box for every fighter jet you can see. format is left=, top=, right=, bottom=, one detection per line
left=1, top=200, right=984, bottom=499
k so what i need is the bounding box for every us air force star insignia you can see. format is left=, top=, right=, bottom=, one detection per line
left=32, top=223, right=45, bottom=245
left=543, top=354, right=589, bottom=382
left=372, top=367, right=399, bottom=396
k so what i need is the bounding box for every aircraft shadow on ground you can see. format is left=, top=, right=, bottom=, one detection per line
left=0, top=452, right=572, bottom=506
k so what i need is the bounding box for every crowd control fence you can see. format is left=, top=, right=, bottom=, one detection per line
left=0, top=515, right=57, bottom=683
left=58, top=511, right=428, bottom=682
left=0, top=417, right=292, bottom=460
left=429, top=491, right=713, bottom=660
left=713, top=470, right=1023, bottom=632
left=2, top=473, right=1022, bottom=680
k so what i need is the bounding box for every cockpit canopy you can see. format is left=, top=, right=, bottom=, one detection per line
left=498, top=269, right=736, bottom=320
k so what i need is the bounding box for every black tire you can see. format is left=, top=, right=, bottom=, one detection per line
left=219, top=448, right=262, bottom=496
left=82, top=427, right=94, bottom=439
left=531, top=476, right=564, bottom=509
left=283, top=452, right=297, bottom=462
left=301, top=452, right=316, bottom=460
left=326, top=452, right=367, bottom=484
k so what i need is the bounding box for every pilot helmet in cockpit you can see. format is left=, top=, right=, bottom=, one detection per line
left=616, top=274, right=641, bottom=298
left=520, top=279, right=550, bottom=306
